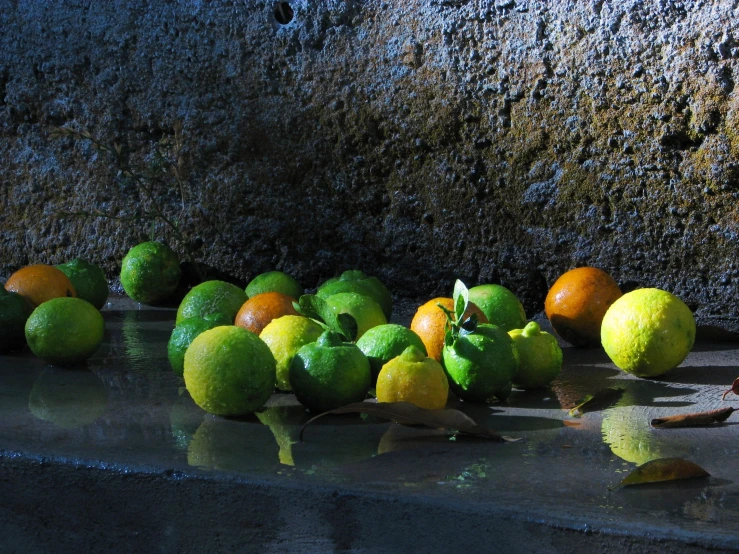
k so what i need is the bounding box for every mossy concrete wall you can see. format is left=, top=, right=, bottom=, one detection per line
left=2, top=1, right=739, bottom=324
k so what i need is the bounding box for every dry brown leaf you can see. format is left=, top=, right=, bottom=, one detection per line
left=651, top=407, right=736, bottom=428
left=722, top=377, right=739, bottom=401
left=299, top=401, right=519, bottom=442
left=613, top=458, right=710, bottom=489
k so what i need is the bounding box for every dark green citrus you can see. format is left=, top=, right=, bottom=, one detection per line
left=0, top=287, right=33, bottom=352
left=289, top=330, right=371, bottom=412
left=245, top=271, right=303, bottom=299
left=442, top=325, right=519, bottom=403
left=56, top=258, right=109, bottom=310
left=120, top=241, right=181, bottom=304
left=176, top=280, right=247, bottom=325
left=317, top=270, right=393, bottom=320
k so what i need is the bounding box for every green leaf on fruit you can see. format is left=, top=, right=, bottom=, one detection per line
left=568, top=387, right=625, bottom=418
left=294, top=294, right=357, bottom=342
left=299, top=401, right=520, bottom=442
left=453, top=279, right=469, bottom=322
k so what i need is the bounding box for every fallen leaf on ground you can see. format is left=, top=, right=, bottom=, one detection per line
left=651, top=407, right=736, bottom=428
left=722, top=377, right=739, bottom=401
left=612, top=458, right=710, bottom=489
left=299, top=401, right=519, bottom=442
left=568, top=387, right=625, bottom=418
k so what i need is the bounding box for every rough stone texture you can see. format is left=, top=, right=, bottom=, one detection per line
left=2, top=1, right=739, bottom=324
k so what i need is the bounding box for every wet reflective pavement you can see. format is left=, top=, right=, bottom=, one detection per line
left=2, top=300, right=739, bottom=552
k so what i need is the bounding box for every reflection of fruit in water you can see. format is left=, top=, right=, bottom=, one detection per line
left=601, top=403, right=688, bottom=465
left=28, top=367, right=108, bottom=429
left=122, top=311, right=170, bottom=369
left=169, top=388, right=203, bottom=451
left=256, top=406, right=303, bottom=466
left=291, top=415, right=384, bottom=469
left=378, top=423, right=451, bottom=455
left=187, top=414, right=280, bottom=472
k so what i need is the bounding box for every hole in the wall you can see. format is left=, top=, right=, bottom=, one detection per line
left=274, top=2, right=294, bottom=25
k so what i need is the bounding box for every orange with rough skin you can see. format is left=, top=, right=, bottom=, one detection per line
left=234, top=292, right=299, bottom=336
left=5, top=264, right=77, bottom=308
left=544, top=267, right=622, bottom=346
left=409, top=297, right=488, bottom=362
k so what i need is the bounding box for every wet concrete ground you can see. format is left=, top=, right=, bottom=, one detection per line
left=1, top=299, right=739, bottom=552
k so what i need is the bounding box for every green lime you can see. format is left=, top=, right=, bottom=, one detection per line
left=508, top=321, right=562, bottom=389
left=0, top=287, right=33, bottom=352
left=120, top=241, right=181, bottom=304
left=28, top=367, right=108, bottom=429
left=176, top=280, right=247, bottom=325
left=167, top=312, right=232, bottom=376
left=25, top=297, right=105, bottom=365
left=246, top=271, right=303, bottom=299
left=601, top=288, right=695, bottom=378
left=323, top=292, right=387, bottom=340
left=469, top=284, right=526, bottom=332
left=376, top=345, right=448, bottom=410
left=355, top=323, right=427, bottom=384
left=317, top=270, right=393, bottom=320
left=442, top=324, right=519, bottom=402
left=55, top=258, right=109, bottom=310
left=184, top=326, right=276, bottom=416
left=289, top=330, right=371, bottom=412
left=259, top=315, right=324, bottom=391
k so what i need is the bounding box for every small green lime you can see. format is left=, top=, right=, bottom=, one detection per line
left=289, top=330, right=371, bottom=412
left=317, top=270, right=393, bottom=320
left=323, top=292, right=387, bottom=340
left=355, top=324, right=427, bottom=383
left=442, top=324, right=519, bottom=402
left=25, top=297, right=105, bottom=365
left=168, top=312, right=232, bottom=376
left=508, top=321, right=562, bottom=389
left=601, top=288, right=695, bottom=377
left=0, top=287, right=33, bottom=352
left=259, top=315, right=324, bottom=391
left=55, top=258, right=109, bottom=310
left=469, top=284, right=526, bottom=332
left=176, top=280, right=247, bottom=325
left=120, top=241, right=181, bottom=304
left=246, top=271, right=303, bottom=299
left=184, top=326, right=276, bottom=416
left=376, top=345, right=448, bottom=410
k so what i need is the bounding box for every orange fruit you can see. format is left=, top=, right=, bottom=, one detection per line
left=5, top=264, right=77, bottom=307
left=234, top=292, right=299, bottom=336
left=410, top=297, right=488, bottom=362
left=544, top=267, right=623, bottom=346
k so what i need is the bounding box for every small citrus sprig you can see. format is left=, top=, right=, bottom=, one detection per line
left=438, top=279, right=479, bottom=348
left=293, top=294, right=358, bottom=342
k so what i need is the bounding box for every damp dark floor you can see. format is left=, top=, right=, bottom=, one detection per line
left=1, top=298, right=738, bottom=553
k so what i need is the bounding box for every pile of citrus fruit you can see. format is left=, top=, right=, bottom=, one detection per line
left=2, top=260, right=108, bottom=364
left=1, top=238, right=697, bottom=423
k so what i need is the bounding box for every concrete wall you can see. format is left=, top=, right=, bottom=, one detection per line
left=2, top=1, right=739, bottom=324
